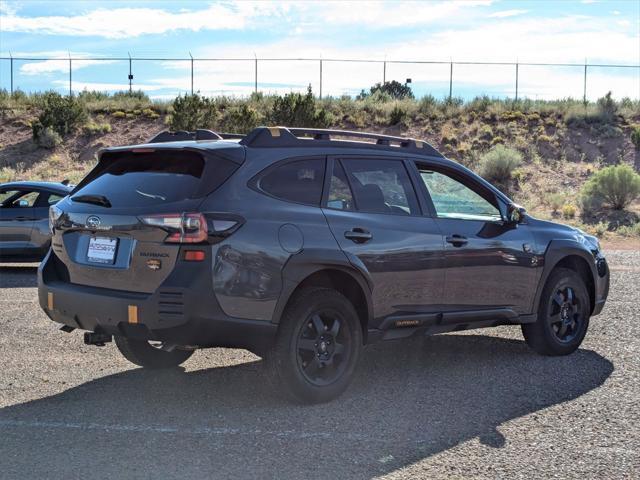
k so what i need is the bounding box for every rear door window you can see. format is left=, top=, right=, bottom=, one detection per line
left=72, top=151, right=206, bottom=207
left=341, top=159, right=419, bottom=215
left=258, top=158, right=325, bottom=206
left=0, top=190, right=40, bottom=208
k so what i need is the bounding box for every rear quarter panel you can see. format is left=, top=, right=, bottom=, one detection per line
left=202, top=150, right=340, bottom=321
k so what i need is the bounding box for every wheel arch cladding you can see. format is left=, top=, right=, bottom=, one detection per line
left=277, top=267, right=372, bottom=343
left=540, top=243, right=596, bottom=314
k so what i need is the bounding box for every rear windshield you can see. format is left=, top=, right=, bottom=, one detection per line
left=72, top=151, right=205, bottom=207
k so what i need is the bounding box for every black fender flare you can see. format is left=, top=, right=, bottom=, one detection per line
left=531, top=239, right=597, bottom=313
left=271, top=248, right=374, bottom=325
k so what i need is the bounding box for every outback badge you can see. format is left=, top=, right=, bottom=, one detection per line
left=146, top=258, right=162, bottom=271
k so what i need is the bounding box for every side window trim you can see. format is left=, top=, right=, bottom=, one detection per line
left=249, top=155, right=327, bottom=207
left=329, top=155, right=423, bottom=217
left=414, top=160, right=503, bottom=222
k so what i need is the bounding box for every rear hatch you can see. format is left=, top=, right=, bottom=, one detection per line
left=50, top=145, right=243, bottom=293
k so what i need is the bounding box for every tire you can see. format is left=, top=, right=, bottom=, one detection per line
left=522, top=268, right=591, bottom=356
left=266, top=287, right=363, bottom=404
left=114, top=336, right=194, bottom=369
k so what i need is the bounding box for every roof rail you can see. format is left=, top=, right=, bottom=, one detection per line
left=239, top=127, right=442, bottom=157
left=148, top=129, right=222, bottom=143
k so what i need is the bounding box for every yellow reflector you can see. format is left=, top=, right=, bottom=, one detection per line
left=128, top=305, right=138, bottom=324
left=268, top=127, right=281, bottom=137
left=47, top=292, right=54, bottom=310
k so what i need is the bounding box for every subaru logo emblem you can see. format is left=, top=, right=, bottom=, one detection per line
left=86, top=215, right=101, bottom=229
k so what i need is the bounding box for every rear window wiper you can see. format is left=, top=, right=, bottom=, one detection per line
left=71, top=194, right=112, bottom=208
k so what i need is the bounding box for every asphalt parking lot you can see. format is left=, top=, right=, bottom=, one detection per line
left=0, top=250, right=638, bottom=479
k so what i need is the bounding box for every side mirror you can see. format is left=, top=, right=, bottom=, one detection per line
left=507, top=203, right=526, bottom=224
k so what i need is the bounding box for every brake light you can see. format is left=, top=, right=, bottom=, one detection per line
left=140, top=213, right=208, bottom=243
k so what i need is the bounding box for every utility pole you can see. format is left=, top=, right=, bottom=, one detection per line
left=583, top=59, right=588, bottom=104
left=9, top=52, right=13, bottom=95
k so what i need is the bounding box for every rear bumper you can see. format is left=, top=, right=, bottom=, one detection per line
left=37, top=251, right=277, bottom=352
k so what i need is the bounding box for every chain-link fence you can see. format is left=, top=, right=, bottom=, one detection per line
left=1, top=55, right=638, bottom=100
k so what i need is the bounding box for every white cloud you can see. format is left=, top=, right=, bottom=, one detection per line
left=21, top=58, right=117, bottom=75
left=0, top=1, right=494, bottom=38
left=1, top=2, right=272, bottom=38
left=611, top=10, right=621, bottom=15
left=488, top=9, right=529, bottom=18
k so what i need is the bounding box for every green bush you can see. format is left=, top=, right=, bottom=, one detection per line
left=358, top=80, right=414, bottom=100
left=596, top=91, right=617, bottom=123
left=389, top=104, right=407, bottom=125
left=562, top=203, right=577, bottom=219
left=34, top=126, right=62, bottom=149
left=581, top=164, right=640, bottom=210
left=82, top=122, right=112, bottom=136
left=32, top=91, right=87, bottom=139
left=169, top=93, right=216, bottom=131
left=631, top=125, right=640, bottom=150
left=270, top=86, right=332, bottom=128
left=546, top=192, right=566, bottom=213
left=479, top=145, right=523, bottom=184
left=221, top=103, right=262, bottom=133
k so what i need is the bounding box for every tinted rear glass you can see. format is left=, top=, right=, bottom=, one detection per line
left=72, top=151, right=205, bottom=207
left=259, top=158, right=325, bottom=206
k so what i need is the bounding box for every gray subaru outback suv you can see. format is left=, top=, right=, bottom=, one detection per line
left=39, top=127, right=609, bottom=403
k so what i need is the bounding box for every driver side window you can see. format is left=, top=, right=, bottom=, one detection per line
left=419, top=169, right=501, bottom=222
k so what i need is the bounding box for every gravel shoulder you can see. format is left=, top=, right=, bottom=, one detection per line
left=0, top=251, right=638, bottom=479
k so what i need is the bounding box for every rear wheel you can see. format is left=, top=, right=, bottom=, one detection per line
left=114, top=336, right=194, bottom=369
left=522, top=268, right=590, bottom=356
left=267, top=287, right=362, bottom=403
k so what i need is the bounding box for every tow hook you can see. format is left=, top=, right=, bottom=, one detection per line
left=84, top=332, right=113, bottom=347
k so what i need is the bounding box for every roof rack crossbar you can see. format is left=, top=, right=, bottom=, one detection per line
left=148, top=129, right=223, bottom=143
left=240, top=127, right=442, bottom=157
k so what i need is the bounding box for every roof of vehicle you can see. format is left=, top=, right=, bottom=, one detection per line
left=99, top=127, right=444, bottom=160
left=1, top=181, right=73, bottom=192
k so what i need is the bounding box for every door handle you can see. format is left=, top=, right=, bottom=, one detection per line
left=14, top=216, right=31, bottom=221
left=446, top=234, right=468, bottom=246
left=344, top=228, right=372, bottom=244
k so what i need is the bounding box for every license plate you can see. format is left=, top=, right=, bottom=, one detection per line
left=87, top=237, right=118, bottom=264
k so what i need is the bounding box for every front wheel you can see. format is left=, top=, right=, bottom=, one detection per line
left=522, top=268, right=590, bottom=356
left=267, top=287, right=363, bottom=404
left=114, top=336, right=194, bottom=369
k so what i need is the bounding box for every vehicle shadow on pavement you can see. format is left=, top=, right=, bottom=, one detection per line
left=0, top=334, right=613, bottom=479
left=0, top=266, right=38, bottom=288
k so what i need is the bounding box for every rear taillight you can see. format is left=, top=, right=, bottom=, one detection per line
left=140, top=213, right=208, bottom=243
left=49, top=205, right=63, bottom=233
left=140, top=213, right=242, bottom=244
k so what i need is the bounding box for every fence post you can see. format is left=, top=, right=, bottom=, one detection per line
left=319, top=59, right=323, bottom=99
left=515, top=62, right=519, bottom=101
left=189, top=52, right=194, bottom=95
left=128, top=53, right=133, bottom=93
left=583, top=59, right=588, bottom=104
left=254, top=54, right=258, bottom=94
left=68, top=54, right=72, bottom=96
left=449, top=61, right=453, bottom=100
left=383, top=60, right=386, bottom=84
left=9, top=53, right=13, bottom=95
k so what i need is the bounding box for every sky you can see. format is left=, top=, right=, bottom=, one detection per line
left=0, top=0, right=638, bottom=100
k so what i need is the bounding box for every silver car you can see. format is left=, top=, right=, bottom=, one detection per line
left=0, top=181, right=72, bottom=262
